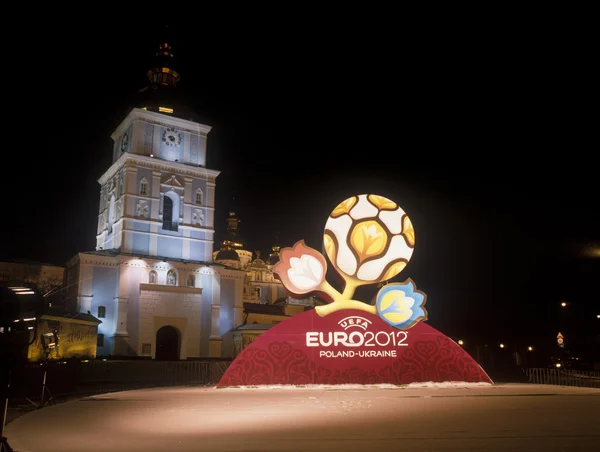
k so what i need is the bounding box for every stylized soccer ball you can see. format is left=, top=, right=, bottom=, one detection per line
left=323, top=194, right=415, bottom=284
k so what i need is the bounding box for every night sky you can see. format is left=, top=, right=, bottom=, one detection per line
left=5, top=18, right=598, bottom=350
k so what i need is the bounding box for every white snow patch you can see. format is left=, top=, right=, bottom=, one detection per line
left=404, top=381, right=493, bottom=388
left=217, top=381, right=492, bottom=390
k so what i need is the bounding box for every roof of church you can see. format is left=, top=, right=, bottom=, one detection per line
left=214, top=249, right=240, bottom=262
left=266, top=254, right=280, bottom=266
left=43, top=306, right=102, bottom=324
left=266, top=245, right=281, bottom=265
left=0, top=258, right=64, bottom=268
left=130, top=84, right=211, bottom=124
left=249, top=258, right=266, bottom=268
left=231, top=323, right=274, bottom=331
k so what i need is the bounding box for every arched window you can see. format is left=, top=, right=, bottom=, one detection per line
left=162, top=191, right=179, bottom=231
left=166, top=269, right=177, bottom=286
left=149, top=270, right=157, bottom=284
left=139, top=178, right=148, bottom=196
left=108, top=195, right=115, bottom=234
left=195, top=188, right=203, bottom=205
left=187, top=274, right=195, bottom=287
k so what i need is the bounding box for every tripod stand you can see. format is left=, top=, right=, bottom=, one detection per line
left=25, top=358, right=53, bottom=409
left=1, top=369, right=14, bottom=452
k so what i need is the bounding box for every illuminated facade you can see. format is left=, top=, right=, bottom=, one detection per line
left=63, top=39, right=246, bottom=360
left=96, top=108, right=216, bottom=261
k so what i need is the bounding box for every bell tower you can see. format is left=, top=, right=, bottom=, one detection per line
left=95, top=37, right=220, bottom=262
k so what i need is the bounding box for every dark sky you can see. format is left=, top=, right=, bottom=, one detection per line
left=4, top=17, right=598, bottom=348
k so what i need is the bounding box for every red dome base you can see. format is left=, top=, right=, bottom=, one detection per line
left=218, top=309, right=492, bottom=387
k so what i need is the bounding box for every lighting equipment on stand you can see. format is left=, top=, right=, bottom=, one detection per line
left=25, top=330, right=60, bottom=409
left=1, top=285, right=48, bottom=452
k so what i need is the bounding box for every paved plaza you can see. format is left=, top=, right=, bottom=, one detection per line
left=4, top=383, right=600, bottom=451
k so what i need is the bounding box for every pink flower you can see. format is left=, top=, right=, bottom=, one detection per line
left=273, top=240, right=327, bottom=297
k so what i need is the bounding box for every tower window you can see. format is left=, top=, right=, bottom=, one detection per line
left=149, top=270, right=157, bottom=284
left=108, top=195, right=115, bottom=234
left=97, top=334, right=104, bottom=347
left=97, top=306, right=106, bottom=318
left=195, top=189, right=203, bottom=205
left=139, top=179, right=148, bottom=196
left=162, top=193, right=179, bottom=231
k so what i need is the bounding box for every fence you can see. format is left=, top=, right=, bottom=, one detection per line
left=524, top=368, right=600, bottom=388
left=11, top=362, right=600, bottom=402
left=8, top=359, right=232, bottom=400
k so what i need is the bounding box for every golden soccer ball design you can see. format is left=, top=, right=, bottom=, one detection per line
left=323, top=194, right=415, bottom=285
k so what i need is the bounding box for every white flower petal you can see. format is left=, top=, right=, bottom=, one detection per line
left=287, top=255, right=323, bottom=290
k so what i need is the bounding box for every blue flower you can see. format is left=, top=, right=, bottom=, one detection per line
left=375, top=278, right=428, bottom=330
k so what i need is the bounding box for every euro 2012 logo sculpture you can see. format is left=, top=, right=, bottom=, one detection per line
left=273, top=194, right=427, bottom=330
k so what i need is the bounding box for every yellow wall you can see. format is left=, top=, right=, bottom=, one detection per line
left=245, top=313, right=288, bottom=325
left=245, top=306, right=305, bottom=325
left=28, top=317, right=99, bottom=362
left=284, top=305, right=305, bottom=316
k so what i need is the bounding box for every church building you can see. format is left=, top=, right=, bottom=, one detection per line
left=63, top=40, right=246, bottom=360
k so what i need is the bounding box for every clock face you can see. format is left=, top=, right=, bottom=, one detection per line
left=120, top=133, right=128, bottom=152
left=162, top=127, right=182, bottom=147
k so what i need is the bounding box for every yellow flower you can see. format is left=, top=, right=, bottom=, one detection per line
left=379, top=289, right=414, bottom=324
left=350, top=220, right=387, bottom=262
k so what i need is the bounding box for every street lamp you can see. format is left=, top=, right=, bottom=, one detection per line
left=560, top=302, right=567, bottom=307
left=499, top=343, right=505, bottom=348
left=528, top=346, right=533, bottom=351
left=458, top=340, right=464, bottom=346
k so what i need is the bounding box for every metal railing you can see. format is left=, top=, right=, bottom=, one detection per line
left=78, top=359, right=228, bottom=385
left=10, top=359, right=232, bottom=400
left=524, top=368, right=600, bottom=388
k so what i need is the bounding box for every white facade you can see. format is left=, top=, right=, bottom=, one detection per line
left=65, top=108, right=246, bottom=359
left=65, top=252, right=244, bottom=358
left=96, top=108, right=218, bottom=263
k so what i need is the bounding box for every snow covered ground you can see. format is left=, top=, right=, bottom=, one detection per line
left=5, top=383, right=600, bottom=451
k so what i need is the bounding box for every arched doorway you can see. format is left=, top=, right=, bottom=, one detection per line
left=155, top=325, right=180, bottom=360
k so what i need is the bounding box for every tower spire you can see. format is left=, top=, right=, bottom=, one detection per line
left=147, top=24, right=180, bottom=88
left=130, top=23, right=206, bottom=122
